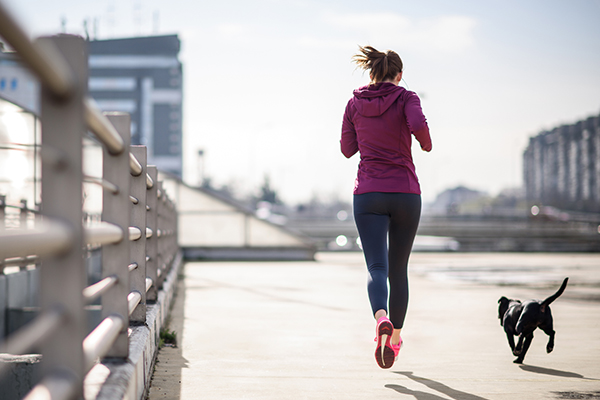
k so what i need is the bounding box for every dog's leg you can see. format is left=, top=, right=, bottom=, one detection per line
left=513, top=335, right=524, bottom=356
left=514, top=333, right=534, bottom=364
left=541, top=325, right=555, bottom=353
left=506, top=332, right=516, bottom=353
left=546, top=331, right=555, bottom=353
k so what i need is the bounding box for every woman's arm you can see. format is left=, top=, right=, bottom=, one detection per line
left=341, top=101, right=359, bottom=158
left=405, top=92, right=432, bottom=152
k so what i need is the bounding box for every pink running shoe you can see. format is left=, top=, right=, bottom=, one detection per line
left=375, top=317, right=395, bottom=369
left=391, top=339, right=403, bottom=361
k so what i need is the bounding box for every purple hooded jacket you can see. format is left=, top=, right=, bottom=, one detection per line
left=341, top=82, right=432, bottom=195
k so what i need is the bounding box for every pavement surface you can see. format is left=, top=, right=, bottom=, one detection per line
left=148, top=252, right=600, bottom=400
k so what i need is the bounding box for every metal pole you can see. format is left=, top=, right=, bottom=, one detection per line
left=129, top=145, right=147, bottom=323
left=156, top=182, right=165, bottom=289
left=102, top=112, right=132, bottom=358
left=130, top=153, right=142, bottom=176
left=83, top=99, right=125, bottom=155
left=83, top=315, right=125, bottom=371
left=38, top=34, right=86, bottom=397
left=19, top=199, right=27, bottom=228
left=146, top=166, right=158, bottom=302
left=0, top=220, right=72, bottom=259
left=0, top=193, right=4, bottom=272
left=0, top=194, right=5, bottom=230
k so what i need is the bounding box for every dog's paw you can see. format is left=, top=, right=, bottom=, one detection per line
left=546, top=345, right=554, bottom=353
left=513, top=357, right=523, bottom=364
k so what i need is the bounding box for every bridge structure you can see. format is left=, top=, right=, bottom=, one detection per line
left=287, top=214, right=600, bottom=252
left=0, top=4, right=181, bottom=399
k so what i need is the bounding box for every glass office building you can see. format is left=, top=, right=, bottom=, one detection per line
left=88, top=35, right=183, bottom=177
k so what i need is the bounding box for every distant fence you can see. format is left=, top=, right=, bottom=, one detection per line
left=0, top=2, right=178, bottom=399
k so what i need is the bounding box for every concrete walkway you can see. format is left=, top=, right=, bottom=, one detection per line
left=148, top=252, right=600, bottom=400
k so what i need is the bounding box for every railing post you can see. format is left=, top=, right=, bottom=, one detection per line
left=156, top=182, right=166, bottom=289
left=19, top=199, right=27, bottom=228
left=164, top=199, right=171, bottom=270
left=129, top=146, right=147, bottom=322
left=146, top=166, right=158, bottom=302
left=172, top=197, right=178, bottom=261
left=0, top=194, right=4, bottom=272
left=168, top=198, right=176, bottom=268
left=38, top=34, right=86, bottom=395
left=102, top=113, right=132, bottom=358
left=0, top=194, right=5, bottom=229
left=19, top=199, right=28, bottom=269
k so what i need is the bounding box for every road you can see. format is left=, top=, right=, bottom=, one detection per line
left=148, top=252, right=600, bottom=400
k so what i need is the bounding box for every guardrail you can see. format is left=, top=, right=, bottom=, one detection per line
left=0, top=2, right=179, bottom=399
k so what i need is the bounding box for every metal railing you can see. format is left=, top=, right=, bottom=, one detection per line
left=0, top=2, right=179, bottom=399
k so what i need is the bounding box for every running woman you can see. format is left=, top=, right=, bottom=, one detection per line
left=341, top=45, right=432, bottom=369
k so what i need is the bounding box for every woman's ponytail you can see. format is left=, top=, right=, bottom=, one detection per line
left=353, top=45, right=403, bottom=84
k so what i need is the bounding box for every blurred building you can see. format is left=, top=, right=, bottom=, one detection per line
left=88, top=35, right=183, bottom=177
left=0, top=45, right=39, bottom=113
left=0, top=46, right=41, bottom=208
left=523, top=113, right=600, bottom=213
left=426, top=186, right=486, bottom=215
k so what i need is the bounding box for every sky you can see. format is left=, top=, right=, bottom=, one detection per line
left=4, top=0, right=600, bottom=204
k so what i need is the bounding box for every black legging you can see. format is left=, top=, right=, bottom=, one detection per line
left=353, top=192, right=421, bottom=329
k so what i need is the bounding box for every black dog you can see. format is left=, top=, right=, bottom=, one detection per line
left=498, top=277, right=568, bottom=364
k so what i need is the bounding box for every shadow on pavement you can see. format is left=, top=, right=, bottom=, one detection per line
left=194, top=277, right=348, bottom=312
left=388, top=371, right=489, bottom=400
left=520, top=365, right=600, bottom=381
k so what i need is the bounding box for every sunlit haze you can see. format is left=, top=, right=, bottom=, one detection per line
left=4, top=0, right=600, bottom=204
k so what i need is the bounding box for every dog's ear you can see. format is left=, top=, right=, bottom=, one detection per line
left=498, top=296, right=507, bottom=304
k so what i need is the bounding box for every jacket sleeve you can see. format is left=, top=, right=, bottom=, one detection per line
left=341, top=101, right=359, bottom=158
left=405, top=92, right=432, bottom=152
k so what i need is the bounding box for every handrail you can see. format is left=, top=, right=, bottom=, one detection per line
left=0, top=203, right=40, bottom=214
left=0, top=220, right=72, bottom=259
left=85, top=222, right=123, bottom=246
left=84, top=99, right=125, bottom=155
left=83, top=315, right=125, bottom=371
left=130, top=153, right=142, bottom=176
left=0, top=12, right=180, bottom=397
left=127, top=291, right=142, bottom=316
left=0, top=2, right=74, bottom=99
left=2, top=255, right=39, bottom=266
left=84, top=175, right=119, bottom=195
left=146, top=173, right=154, bottom=189
left=129, top=226, right=142, bottom=241
left=83, top=275, right=119, bottom=303
left=1, top=221, right=130, bottom=251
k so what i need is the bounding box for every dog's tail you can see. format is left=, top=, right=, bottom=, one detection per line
left=541, top=277, right=568, bottom=311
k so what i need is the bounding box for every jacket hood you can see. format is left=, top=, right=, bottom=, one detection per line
left=352, top=82, right=404, bottom=117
